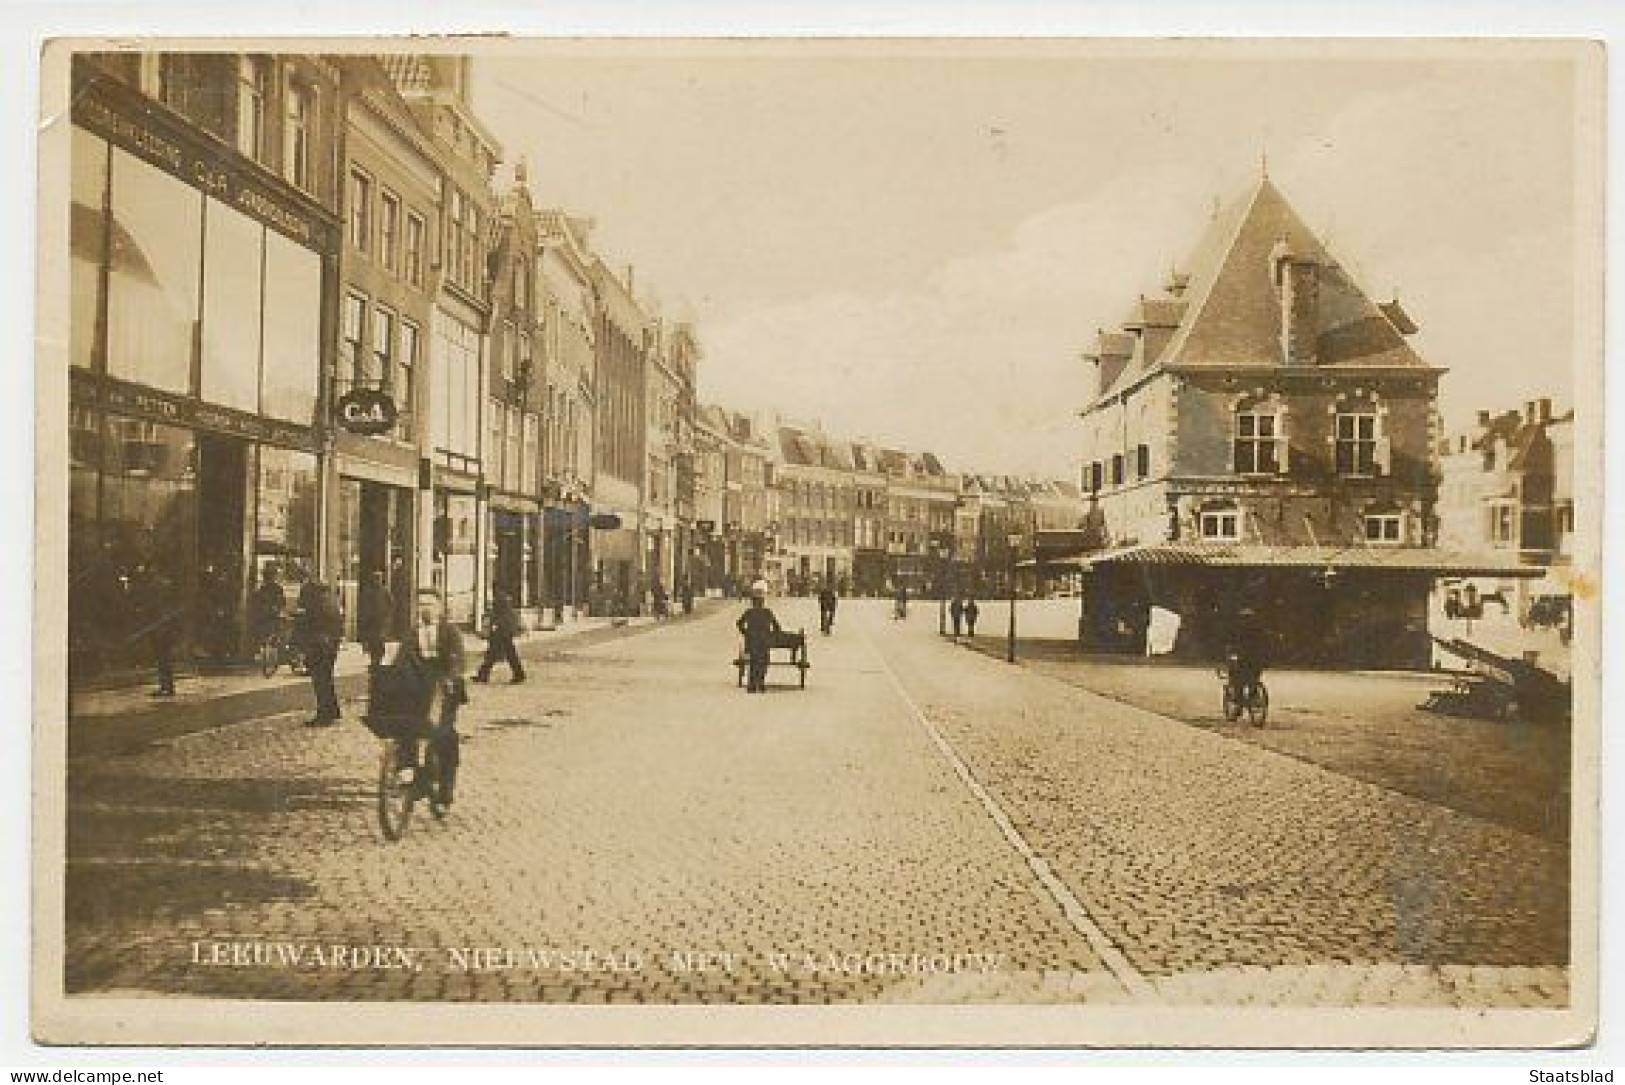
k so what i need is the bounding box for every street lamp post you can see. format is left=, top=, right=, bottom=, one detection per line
left=936, top=541, right=948, bottom=636
left=1007, top=532, right=1021, bottom=664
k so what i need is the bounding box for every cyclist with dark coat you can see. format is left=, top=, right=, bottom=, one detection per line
left=1225, top=606, right=1268, bottom=696
left=396, top=591, right=467, bottom=809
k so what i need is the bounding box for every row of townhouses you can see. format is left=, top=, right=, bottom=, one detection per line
left=688, top=412, right=1089, bottom=600
left=62, top=48, right=1088, bottom=684
left=65, top=50, right=712, bottom=681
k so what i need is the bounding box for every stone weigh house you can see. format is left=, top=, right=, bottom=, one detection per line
left=1064, top=175, right=1536, bottom=667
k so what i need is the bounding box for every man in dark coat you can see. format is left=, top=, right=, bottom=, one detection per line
left=964, top=596, right=980, bottom=636
left=472, top=590, right=525, bottom=684
left=735, top=588, right=783, bottom=693
left=356, top=570, right=394, bottom=670
left=817, top=582, right=838, bottom=635
left=295, top=579, right=344, bottom=725
left=397, top=590, right=468, bottom=809
left=135, top=564, right=183, bottom=697
left=949, top=596, right=965, bottom=638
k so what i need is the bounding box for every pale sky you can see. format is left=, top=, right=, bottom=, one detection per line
left=471, top=43, right=1587, bottom=476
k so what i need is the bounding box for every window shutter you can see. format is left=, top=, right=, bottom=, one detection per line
left=1373, top=436, right=1392, bottom=476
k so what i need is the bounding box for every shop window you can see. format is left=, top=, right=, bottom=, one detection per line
left=255, top=446, right=318, bottom=581
left=1335, top=411, right=1381, bottom=476
left=70, top=128, right=109, bottom=372
left=101, top=415, right=197, bottom=570
left=200, top=200, right=265, bottom=412
left=1233, top=409, right=1284, bottom=474
left=1364, top=513, right=1403, bottom=544
left=261, top=231, right=321, bottom=425
left=107, top=148, right=201, bottom=396
left=1199, top=505, right=1241, bottom=541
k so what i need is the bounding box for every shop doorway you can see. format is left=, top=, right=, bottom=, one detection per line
left=196, top=433, right=249, bottom=659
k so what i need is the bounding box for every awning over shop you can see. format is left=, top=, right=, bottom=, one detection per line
left=1071, top=541, right=1546, bottom=578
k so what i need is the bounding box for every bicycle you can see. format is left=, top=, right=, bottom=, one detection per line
left=257, top=621, right=305, bottom=678
left=366, top=673, right=454, bottom=841
left=1219, top=654, right=1269, bottom=726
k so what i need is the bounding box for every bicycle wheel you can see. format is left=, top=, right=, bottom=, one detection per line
left=1246, top=683, right=1269, bottom=727
left=259, top=636, right=280, bottom=678
left=1222, top=683, right=1242, bottom=722
left=377, top=739, right=415, bottom=841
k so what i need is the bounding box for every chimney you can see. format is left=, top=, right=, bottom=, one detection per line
left=1524, top=400, right=1537, bottom=424
left=1477, top=409, right=1492, bottom=427
left=1538, top=397, right=1552, bottom=425
left=1272, top=239, right=1319, bottom=365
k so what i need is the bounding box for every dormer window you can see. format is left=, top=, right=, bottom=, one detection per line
left=1199, top=501, right=1241, bottom=541
left=1364, top=512, right=1403, bottom=545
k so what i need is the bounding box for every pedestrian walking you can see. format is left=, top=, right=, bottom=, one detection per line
left=294, top=579, right=343, bottom=726
left=950, top=595, right=965, bottom=637
left=357, top=570, right=394, bottom=670
left=652, top=580, right=670, bottom=619
left=817, top=582, right=838, bottom=635
left=894, top=583, right=909, bottom=620
left=679, top=578, right=695, bottom=616
left=964, top=596, right=980, bottom=636
left=134, top=563, right=183, bottom=697
left=473, top=590, right=526, bottom=684
left=736, top=584, right=784, bottom=693
left=388, top=555, right=412, bottom=639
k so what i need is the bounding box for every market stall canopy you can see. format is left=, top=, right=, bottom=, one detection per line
left=1070, top=542, right=1546, bottom=578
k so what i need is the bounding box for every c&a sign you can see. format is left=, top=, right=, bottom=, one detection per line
left=335, top=388, right=399, bottom=436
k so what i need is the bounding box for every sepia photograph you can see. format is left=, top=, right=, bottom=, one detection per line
left=29, top=35, right=1603, bottom=1048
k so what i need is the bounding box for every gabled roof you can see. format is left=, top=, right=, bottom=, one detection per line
left=1094, top=176, right=1432, bottom=405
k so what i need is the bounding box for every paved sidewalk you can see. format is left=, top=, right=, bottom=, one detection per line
left=62, top=609, right=709, bottom=761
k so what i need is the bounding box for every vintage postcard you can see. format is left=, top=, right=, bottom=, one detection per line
left=31, top=36, right=1603, bottom=1048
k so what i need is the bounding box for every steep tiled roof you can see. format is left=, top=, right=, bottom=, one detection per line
left=1095, top=176, right=1431, bottom=405
left=1162, top=177, right=1427, bottom=372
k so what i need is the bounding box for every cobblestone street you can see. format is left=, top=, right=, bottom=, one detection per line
left=63, top=600, right=1569, bottom=1007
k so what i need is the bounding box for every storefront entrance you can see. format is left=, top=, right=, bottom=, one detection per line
left=337, top=478, right=414, bottom=639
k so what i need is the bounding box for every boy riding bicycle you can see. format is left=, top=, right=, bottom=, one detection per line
left=393, top=590, right=467, bottom=813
